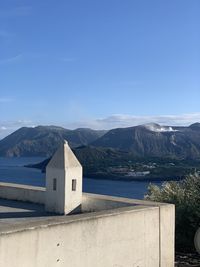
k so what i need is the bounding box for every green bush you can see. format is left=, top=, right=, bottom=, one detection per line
left=145, top=173, right=200, bottom=252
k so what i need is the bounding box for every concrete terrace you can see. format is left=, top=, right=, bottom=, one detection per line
left=0, top=188, right=136, bottom=229
left=0, top=186, right=174, bottom=267
left=0, top=191, right=140, bottom=233
left=0, top=141, right=175, bottom=267
left=0, top=198, right=49, bottom=220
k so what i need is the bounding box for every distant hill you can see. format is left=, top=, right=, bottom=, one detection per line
left=0, top=126, right=106, bottom=157
left=1, top=123, right=200, bottom=161
left=92, top=123, right=200, bottom=160
left=26, top=145, right=200, bottom=180
left=19, top=123, right=200, bottom=180
left=25, top=146, right=134, bottom=177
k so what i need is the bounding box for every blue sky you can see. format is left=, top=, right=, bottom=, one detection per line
left=0, top=0, right=200, bottom=138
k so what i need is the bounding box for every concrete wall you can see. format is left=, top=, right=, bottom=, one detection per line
left=160, top=203, right=175, bottom=267
left=82, top=193, right=134, bottom=212
left=45, top=168, right=66, bottom=213
left=0, top=183, right=174, bottom=267
left=64, top=166, right=82, bottom=215
left=0, top=204, right=174, bottom=267
left=0, top=183, right=133, bottom=212
left=0, top=182, right=45, bottom=204
left=82, top=193, right=175, bottom=267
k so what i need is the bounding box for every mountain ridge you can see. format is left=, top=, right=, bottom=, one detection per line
left=91, top=123, right=200, bottom=160
left=0, top=126, right=106, bottom=157
left=0, top=123, right=200, bottom=160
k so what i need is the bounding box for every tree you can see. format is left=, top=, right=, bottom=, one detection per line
left=145, top=173, right=200, bottom=252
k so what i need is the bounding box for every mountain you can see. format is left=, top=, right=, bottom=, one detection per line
left=92, top=123, right=200, bottom=160
left=1, top=123, right=200, bottom=160
left=189, top=122, right=200, bottom=131
left=0, top=126, right=106, bottom=157
left=21, top=123, right=200, bottom=180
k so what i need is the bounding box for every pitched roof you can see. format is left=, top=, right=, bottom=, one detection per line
left=46, top=140, right=82, bottom=169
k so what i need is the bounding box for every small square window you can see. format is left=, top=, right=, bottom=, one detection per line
left=72, top=179, right=77, bottom=191
left=53, top=178, right=57, bottom=191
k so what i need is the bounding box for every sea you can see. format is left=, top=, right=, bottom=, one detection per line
left=0, top=157, right=163, bottom=199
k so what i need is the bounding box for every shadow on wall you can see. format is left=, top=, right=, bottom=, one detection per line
left=0, top=199, right=55, bottom=219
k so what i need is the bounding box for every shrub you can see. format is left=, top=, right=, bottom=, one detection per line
left=145, top=173, right=200, bottom=252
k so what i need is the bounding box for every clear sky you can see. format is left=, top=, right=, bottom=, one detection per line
left=0, top=0, right=200, bottom=138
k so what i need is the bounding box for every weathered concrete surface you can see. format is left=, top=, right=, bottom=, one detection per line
left=82, top=193, right=134, bottom=212
left=160, top=204, right=175, bottom=267
left=0, top=198, right=54, bottom=222
left=0, top=206, right=159, bottom=267
left=0, top=137, right=174, bottom=266
left=0, top=193, right=175, bottom=267
left=0, top=182, right=45, bottom=204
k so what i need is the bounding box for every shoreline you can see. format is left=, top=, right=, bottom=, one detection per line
left=24, top=163, right=185, bottom=182
left=84, top=173, right=184, bottom=182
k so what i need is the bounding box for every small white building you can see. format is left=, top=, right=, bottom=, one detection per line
left=45, top=140, right=82, bottom=215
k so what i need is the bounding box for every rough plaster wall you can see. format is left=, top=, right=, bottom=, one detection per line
left=45, top=168, right=65, bottom=214
left=160, top=204, right=175, bottom=267
left=0, top=208, right=161, bottom=267
left=0, top=183, right=45, bottom=204
left=82, top=194, right=133, bottom=212
left=64, top=167, right=82, bottom=214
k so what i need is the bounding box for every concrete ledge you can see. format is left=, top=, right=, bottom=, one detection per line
left=82, top=193, right=134, bottom=212
left=0, top=182, right=45, bottom=204
left=0, top=183, right=175, bottom=267
left=0, top=202, right=174, bottom=267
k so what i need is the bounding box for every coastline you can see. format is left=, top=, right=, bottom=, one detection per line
left=24, top=162, right=184, bottom=182
left=83, top=173, right=184, bottom=182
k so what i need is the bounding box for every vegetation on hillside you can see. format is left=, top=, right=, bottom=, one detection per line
left=145, top=173, right=200, bottom=252
left=26, top=145, right=200, bottom=180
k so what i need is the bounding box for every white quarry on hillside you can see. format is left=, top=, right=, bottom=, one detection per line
left=45, top=140, right=82, bottom=214
left=143, top=123, right=178, bottom=132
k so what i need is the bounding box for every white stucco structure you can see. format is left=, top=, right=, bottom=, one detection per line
left=0, top=191, right=175, bottom=267
left=45, top=141, right=82, bottom=214
left=0, top=140, right=175, bottom=266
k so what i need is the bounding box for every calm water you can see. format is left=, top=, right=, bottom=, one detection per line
left=0, top=157, right=163, bottom=199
